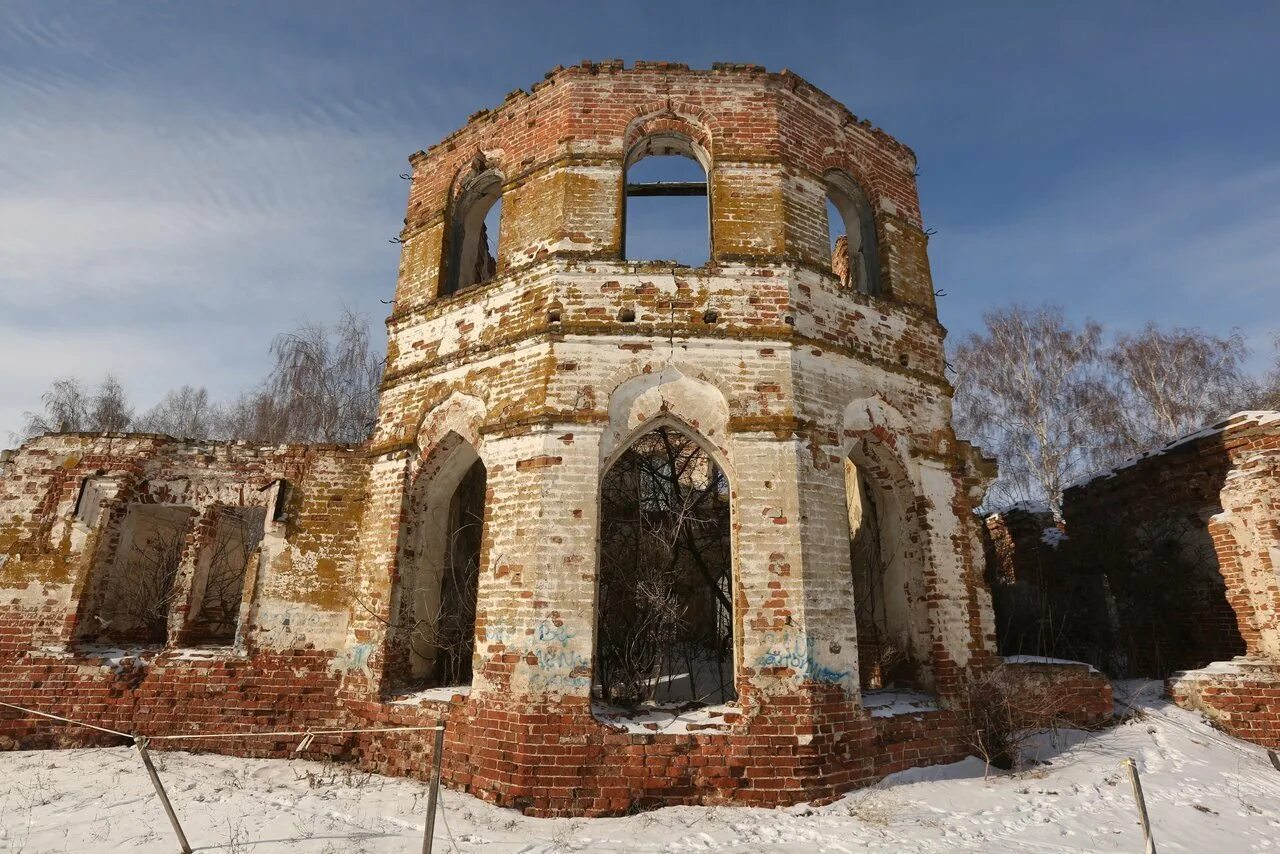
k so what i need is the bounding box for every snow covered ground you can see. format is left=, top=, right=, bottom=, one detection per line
left=2, top=681, right=1279, bottom=853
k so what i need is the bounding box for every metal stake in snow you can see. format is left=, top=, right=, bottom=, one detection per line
left=422, top=722, right=446, bottom=854
left=135, top=735, right=193, bottom=854
left=1121, top=757, right=1156, bottom=854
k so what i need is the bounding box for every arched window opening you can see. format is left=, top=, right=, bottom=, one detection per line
left=623, top=134, right=710, bottom=267
left=844, top=455, right=930, bottom=696
left=595, top=425, right=735, bottom=709
left=185, top=506, right=266, bottom=645
left=825, top=173, right=879, bottom=295
left=445, top=173, right=503, bottom=295
left=389, top=436, right=487, bottom=691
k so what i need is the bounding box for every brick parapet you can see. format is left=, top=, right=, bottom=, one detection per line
left=1001, top=660, right=1114, bottom=728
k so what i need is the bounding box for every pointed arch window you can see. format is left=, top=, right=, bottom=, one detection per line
left=842, top=445, right=933, bottom=697
left=595, top=423, right=735, bottom=708
left=389, top=434, right=487, bottom=690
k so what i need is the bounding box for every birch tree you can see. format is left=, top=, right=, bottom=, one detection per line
left=951, top=305, right=1109, bottom=515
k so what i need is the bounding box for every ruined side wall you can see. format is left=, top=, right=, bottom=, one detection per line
left=986, top=414, right=1280, bottom=677
left=1062, top=413, right=1280, bottom=673
left=0, top=434, right=370, bottom=760
left=981, top=506, right=1114, bottom=669
left=984, top=413, right=1280, bottom=746
left=0, top=434, right=366, bottom=654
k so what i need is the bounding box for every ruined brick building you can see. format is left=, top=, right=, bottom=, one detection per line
left=987, top=411, right=1280, bottom=748
left=0, top=62, right=1110, bottom=815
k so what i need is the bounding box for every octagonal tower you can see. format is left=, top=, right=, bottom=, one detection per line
left=351, top=61, right=1000, bottom=812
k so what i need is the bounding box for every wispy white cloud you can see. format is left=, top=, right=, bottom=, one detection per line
left=933, top=154, right=1280, bottom=370
left=0, top=5, right=462, bottom=440
left=3, top=1, right=1278, bottom=441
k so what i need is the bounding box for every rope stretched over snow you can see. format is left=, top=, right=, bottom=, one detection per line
left=0, top=700, right=133, bottom=739
left=147, top=724, right=445, bottom=741
left=0, top=699, right=443, bottom=744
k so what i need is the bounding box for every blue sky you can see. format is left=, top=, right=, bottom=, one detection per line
left=2, top=1, right=1278, bottom=441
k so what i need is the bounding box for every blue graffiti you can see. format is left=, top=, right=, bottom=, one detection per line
left=482, top=619, right=588, bottom=688
left=339, top=643, right=376, bottom=676
left=484, top=620, right=575, bottom=647
left=535, top=622, right=574, bottom=644
left=484, top=625, right=511, bottom=644
left=756, top=632, right=852, bottom=684
left=535, top=648, right=589, bottom=671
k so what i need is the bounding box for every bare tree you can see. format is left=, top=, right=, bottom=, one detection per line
left=951, top=305, right=1110, bottom=515
left=213, top=390, right=290, bottom=443
left=1100, top=323, right=1252, bottom=456
left=1252, top=334, right=1280, bottom=410
left=210, top=310, right=381, bottom=443
left=89, top=375, right=133, bottom=432
left=261, top=308, right=382, bottom=443
left=20, top=375, right=132, bottom=438
left=20, top=377, right=91, bottom=436
left=15, top=308, right=383, bottom=445
left=137, top=385, right=216, bottom=438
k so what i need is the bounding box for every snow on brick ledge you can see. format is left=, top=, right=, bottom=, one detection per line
left=592, top=702, right=738, bottom=734
left=1168, top=657, right=1280, bottom=749
left=1003, top=655, right=1099, bottom=673
left=861, top=689, right=940, bottom=718
left=1066, top=410, right=1280, bottom=492
left=1169, top=657, right=1280, bottom=682
left=387, top=685, right=471, bottom=706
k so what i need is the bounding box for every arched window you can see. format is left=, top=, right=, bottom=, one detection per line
left=825, top=171, right=880, bottom=295
left=445, top=172, right=503, bottom=295
left=622, top=133, right=711, bottom=266
left=389, top=434, right=487, bottom=690
left=595, top=423, right=735, bottom=707
left=843, top=447, right=932, bottom=697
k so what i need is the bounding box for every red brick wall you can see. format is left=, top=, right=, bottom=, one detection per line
left=1002, top=661, right=1114, bottom=728
left=985, top=414, right=1280, bottom=679
left=0, top=649, right=342, bottom=752
left=331, top=686, right=968, bottom=816
left=1169, top=662, right=1280, bottom=749
left=0, top=650, right=973, bottom=817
